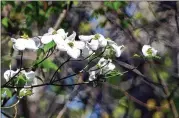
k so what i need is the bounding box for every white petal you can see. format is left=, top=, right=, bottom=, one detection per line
left=53, top=34, right=65, bottom=45
left=74, top=41, right=85, bottom=49
left=57, top=44, right=67, bottom=51
left=79, top=35, right=95, bottom=42
left=11, top=38, right=16, bottom=43
left=24, top=71, right=36, bottom=80
left=111, top=44, right=124, bottom=57
left=57, top=29, right=68, bottom=39
left=32, top=37, right=41, bottom=48
left=98, top=34, right=107, bottom=47
left=13, top=39, right=26, bottom=51
left=98, top=58, right=108, bottom=67
left=88, top=40, right=99, bottom=50
left=25, top=39, right=38, bottom=50
left=41, top=35, right=53, bottom=44
left=66, top=31, right=76, bottom=41
left=67, top=48, right=80, bottom=59
left=82, top=46, right=93, bottom=57
left=107, top=63, right=115, bottom=71
left=89, top=71, right=96, bottom=81
left=48, top=27, right=55, bottom=34
left=4, top=70, right=18, bottom=82
left=142, top=45, right=151, bottom=56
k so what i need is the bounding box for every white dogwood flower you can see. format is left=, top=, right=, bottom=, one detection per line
left=79, top=34, right=107, bottom=50
left=4, top=69, right=19, bottom=82
left=41, top=28, right=68, bottom=44
left=21, top=70, right=37, bottom=85
left=11, top=34, right=39, bottom=51
left=142, top=45, right=157, bottom=57
left=103, top=63, right=115, bottom=74
left=107, top=39, right=125, bottom=57
left=56, top=31, right=85, bottom=59
left=97, top=58, right=115, bottom=74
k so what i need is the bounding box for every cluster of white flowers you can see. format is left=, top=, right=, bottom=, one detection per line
left=6, top=27, right=158, bottom=86
left=89, top=58, right=115, bottom=81
left=10, top=28, right=125, bottom=59
left=4, top=69, right=37, bottom=85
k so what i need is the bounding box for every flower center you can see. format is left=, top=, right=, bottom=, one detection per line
left=147, top=48, right=153, bottom=55
left=52, top=31, right=57, bottom=35
left=94, top=34, right=100, bottom=40
left=21, top=33, right=29, bottom=39
left=106, top=37, right=111, bottom=40
left=68, top=42, right=74, bottom=47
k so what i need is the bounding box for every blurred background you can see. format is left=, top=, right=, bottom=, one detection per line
left=1, top=1, right=179, bottom=118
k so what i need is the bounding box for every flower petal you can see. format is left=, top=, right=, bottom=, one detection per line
left=57, top=29, right=68, bottom=39
left=67, top=48, right=80, bottom=59
left=74, top=41, right=85, bottom=49
left=88, top=40, right=99, bottom=50
left=4, top=70, right=18, bottom=82
left=89, top=71, right=96, bottom=81
left=25, top=71, right=36, bottom=80
left=82, top=45, right=93, bottom=57
left=13, top=39, right=26, bottom=51
left=98, top=34, right=107, bottom=47
left=48, top=27, right=55, bottom=34
left=25, top=39, right=38, bottom=50
left=41, top=35, right=53, bottom=44
left=79, top=35, right=95, bottom=42
left=66, top=31, right=76, bottom=41
left=111, top=44, right=124, bottom=57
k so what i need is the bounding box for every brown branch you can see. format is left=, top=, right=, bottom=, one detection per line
left=53, top=10, right=67, bottom=30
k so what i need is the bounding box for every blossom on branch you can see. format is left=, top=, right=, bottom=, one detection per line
left=11, top=34, right=39, bottom=51
left=142, top=45, right=157, bottom=57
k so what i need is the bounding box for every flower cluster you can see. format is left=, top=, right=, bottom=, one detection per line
left=89, top=58, right=115, bottom=81
left=4, top=69, right=37, bottom=86
left=5, top=27, right=159, bottom=90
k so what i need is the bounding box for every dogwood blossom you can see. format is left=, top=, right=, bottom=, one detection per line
left=4, top=69, right=37, bottom=85
left=4, top=69, right=19, bottom=82
left=107, top=40, right=125, bottom=57
left=88, top=58, right=116, bottom=81
left=97, top=58, right=115, bottom=73
left=56, top=31, right=85, bottom=59
left=21, top=70, right=37, bottom=85
left=142, top=45, right=157, bottom=57
left=41, top=28, right=68, bottom=44
left=11, top=34, right=39, bottom=51
left=79, top=34, right=107, bottom=50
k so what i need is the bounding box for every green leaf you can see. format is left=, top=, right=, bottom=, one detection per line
left=106, top=70, right=122, bottom=85
left=16, top=74, right=27, bottom=86
left=1, top=88, right=12, bottom=98
left=39, top=59, right=59, bottom=71
left=2, top=17, right=9, bottom=28
left=19, top=89, right=33, bottom=97
left=42, top=40, right=56, bottom=53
